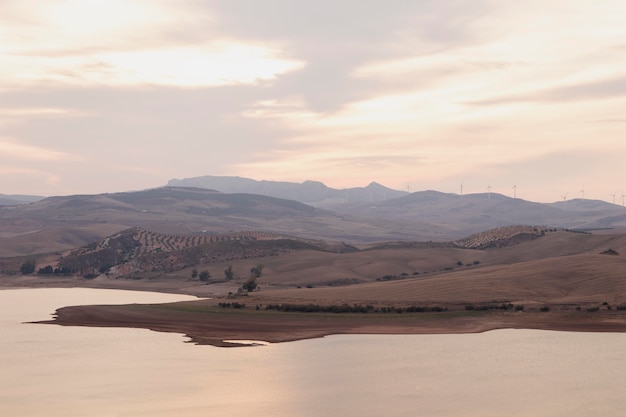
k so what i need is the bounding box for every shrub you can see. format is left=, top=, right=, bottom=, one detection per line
left=20, top=260, right=36, bottom=274
left=540, top=306, right=550, bottom=312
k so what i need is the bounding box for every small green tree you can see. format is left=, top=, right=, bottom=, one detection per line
left=224, top=265, right=234, bottom=280
left=20, top=259, right=36, bottom=274
left=199, top=270, right=211, bottom=282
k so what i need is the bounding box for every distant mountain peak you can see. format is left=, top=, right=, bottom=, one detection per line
left=166, top=175, right=408, bottom=207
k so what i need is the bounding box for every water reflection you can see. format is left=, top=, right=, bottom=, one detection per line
left=1, top=289, right=625, bottom=417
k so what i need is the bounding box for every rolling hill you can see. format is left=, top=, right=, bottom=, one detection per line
left=1, top=181, right=625, bottom=259
left=0, top=186, right=428, bottom=257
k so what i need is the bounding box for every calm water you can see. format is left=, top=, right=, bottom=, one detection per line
left=1, top=288, right=625, bottom=417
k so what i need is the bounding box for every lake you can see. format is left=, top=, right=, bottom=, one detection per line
left=1, top=288, right=625, bottom=416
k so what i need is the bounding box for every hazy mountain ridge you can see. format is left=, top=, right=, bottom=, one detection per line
left=0, top=193, right=45, bottom=206
left=0, top=187, right=420, bottom=257
left=1, top=181, right=625, bottom=258
left=346, top=191, right=625, bottom=234
left=167, top=176, right=626, bottom=232
left=167, top=175, right=408, bottom=207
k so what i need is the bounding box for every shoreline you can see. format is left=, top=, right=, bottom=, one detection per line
left=5, top=278, right=626, bottom=347
left=37, top=300, right=626, bottom=347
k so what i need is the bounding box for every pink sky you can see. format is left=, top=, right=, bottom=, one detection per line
left=1, top=0, right=625, bottom=202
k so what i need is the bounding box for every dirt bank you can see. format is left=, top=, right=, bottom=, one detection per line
left=37, top=301, right=626, bottom=347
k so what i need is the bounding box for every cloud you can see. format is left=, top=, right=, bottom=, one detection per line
left=587, top=119, right=626, bottom=124
left=0, top=138, right=71, bottom=161
left=0, top=0, right=304, bottom=89
left=1, top=0, right=625, bottom=200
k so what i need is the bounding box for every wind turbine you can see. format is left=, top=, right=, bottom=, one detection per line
left=513, top=184, right=517, bottom=199
left=487, top=185, right=492, bottom=200
left=609, top=193, right=616, bottom=204
left=622, top=191, right=626, bottom=208
left=580, top=187, right=585, bottom=200
left=560, top=193, right=568, bottom=210
left=460, top=182, right=464, bottom=197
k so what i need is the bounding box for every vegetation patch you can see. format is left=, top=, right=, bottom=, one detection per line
left=464, top=303, right=519, bottom=311
left=264, top=303, right=449, bottom=314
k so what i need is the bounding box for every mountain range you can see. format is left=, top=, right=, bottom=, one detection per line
left=0, top=176, right=625, bottom=258
left=167, top=175, right=408, bottom=208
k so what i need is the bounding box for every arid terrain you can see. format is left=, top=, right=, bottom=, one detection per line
left=2, top=184, right=626, bottom=346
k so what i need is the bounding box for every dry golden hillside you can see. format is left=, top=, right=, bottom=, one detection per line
left=255, top=253, right=626, bottom=305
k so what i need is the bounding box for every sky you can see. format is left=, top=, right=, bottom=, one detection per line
left=1, top=0, right=625, bottom=203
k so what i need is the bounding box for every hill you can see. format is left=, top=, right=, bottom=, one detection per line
left=343, top=191, right=626, bottom=236
left=246, top=230, right=626, bottom=306
left=6, top=226, right=626, bottom=305
left=1, top=184, right=625, bottom=258
left=0, top=187, right=445, bottom=257
left=170, top=177, right=626, bottom=238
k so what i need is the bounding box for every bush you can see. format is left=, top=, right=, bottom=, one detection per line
left=540, top=306, right=550, bottom=312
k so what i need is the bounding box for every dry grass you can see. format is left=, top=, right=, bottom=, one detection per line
left=254, top=253, right=626, bottom=305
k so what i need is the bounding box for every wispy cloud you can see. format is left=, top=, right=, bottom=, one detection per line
left=0, top=0, right=304, bottom=89
left=0, top=138, right=72, bottom=161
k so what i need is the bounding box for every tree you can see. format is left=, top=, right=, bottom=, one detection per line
left=224, top=265, right=234, bottom=280
left=38, top=265, right=54, bottom=275
left=250, top=264, right=264, bottom=278
left=20, top=259, right=36, bottom=274
left=241, top=276, right=257, bottom=292
left=191, top=268, right=198, bottom=279
left=199, top=270, right=211, bottom=282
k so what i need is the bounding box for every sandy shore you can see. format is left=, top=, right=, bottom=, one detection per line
left=37, top=300, right=626, bottom=347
